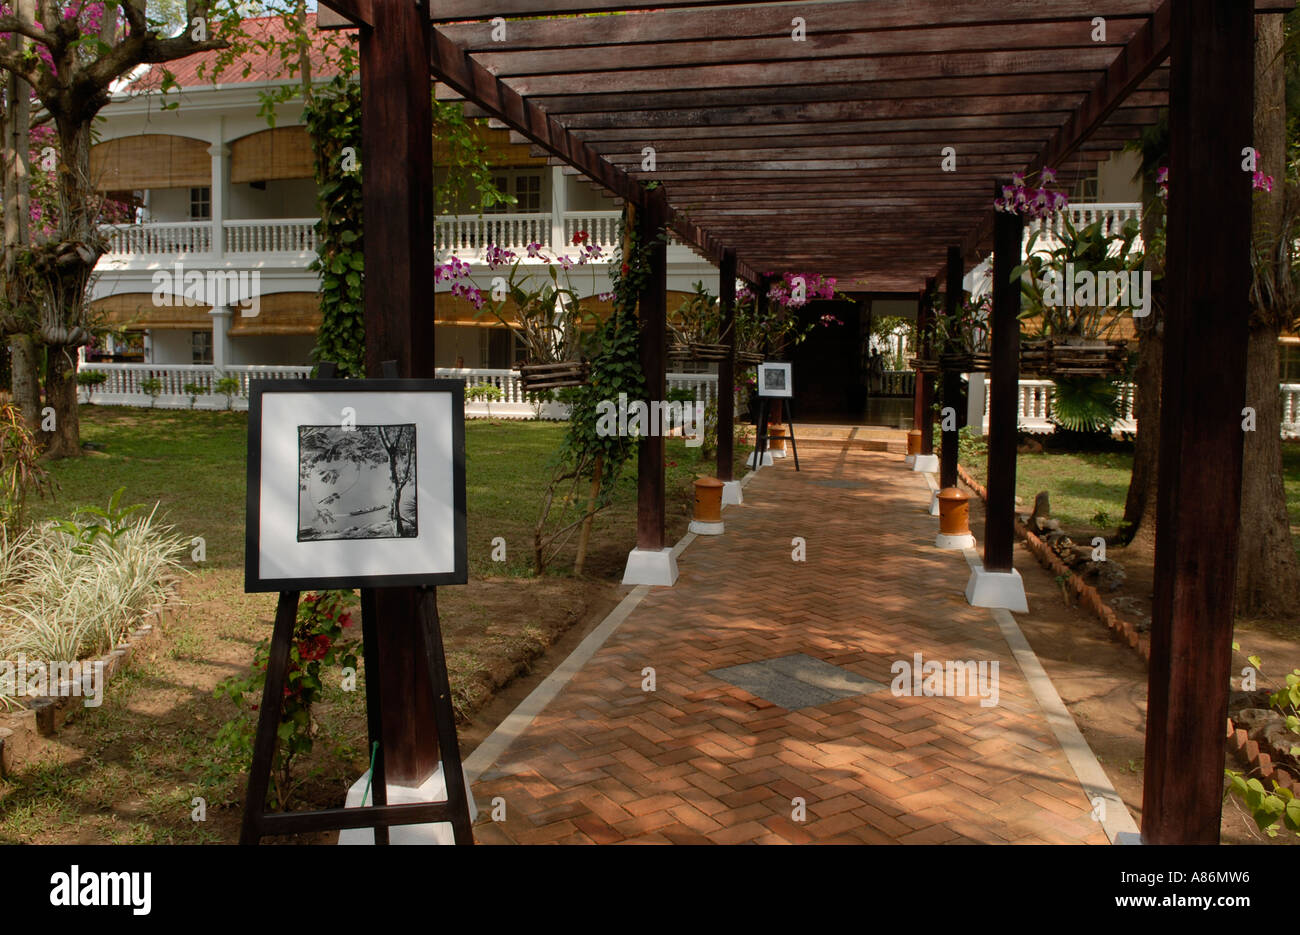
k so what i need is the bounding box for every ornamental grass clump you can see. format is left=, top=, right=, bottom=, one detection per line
left=0, top=495, right=187, bottom=708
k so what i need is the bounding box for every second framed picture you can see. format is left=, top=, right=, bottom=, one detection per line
left=757, top=361, right=793, bottom=398
left=245, top=379, right=467, bottom=592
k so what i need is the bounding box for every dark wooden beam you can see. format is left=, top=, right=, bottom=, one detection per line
left=316, top=0, right=373, bottom=29
left=919, top=278, right=937, bottom=455
left=941, top=246, right=964, bottom=489
left=360, top=0, right=439, bottom=784
left=1142, top=0, right=1254, bottom=846
left=717, top=249, right=737, bottom=482
left=984, top=184, right=1022, bottom=574
left=636, top=190, right=669, bottom=551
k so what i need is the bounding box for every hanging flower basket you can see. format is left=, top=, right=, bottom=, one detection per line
left=908, top=356, right=941, bottom=374
left=516, top=359, right=591, bottom=391
left=686, top=342, right=732, bottom=361
left=1019, top=339, right=1128, bottom=377
left=938, top=352, right=993, bottom=373
left=735, top=350, right=764, bottom=366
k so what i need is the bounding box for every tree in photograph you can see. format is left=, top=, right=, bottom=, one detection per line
left=376, top=424, right=413, bottom=537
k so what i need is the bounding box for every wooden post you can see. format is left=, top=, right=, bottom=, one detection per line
left=359, top=0, right=439, bottom=784
left=636, top=189, right=668, bottom=550
left=919, top=277, right=937, bottom=455
left=716, top=248, right=737, bottom=481
left=941, top=247, right=964, bottom=490
left=1142, top=0, right=1254, bottom=845
left=984, top=185, right=1022, bottom=574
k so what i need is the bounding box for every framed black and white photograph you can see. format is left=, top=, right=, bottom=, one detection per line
left=757, top=362, right=793, bottom=398
left=245, top=379, right=467, bottom=592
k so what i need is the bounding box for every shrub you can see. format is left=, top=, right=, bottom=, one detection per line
left=76, top=369, right=108, bottom=401
left=0, top=493, right=186, bottom=707
left=214, top=376, right=240, bottom=410
left=1225, top=646, right=1300, bottom=838
left=214, top=590, right=360, bottom=809
left=465, top=383, right=503, bottom=419
left=138, top=378, right=163, bottom=407
left=0, top=403, right=54, bottom=533
left=182, top=382, right=209, bottom=409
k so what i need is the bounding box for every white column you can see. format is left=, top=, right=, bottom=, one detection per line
left=966, top=373, right=986, bottom=437
left=210, top=307, right=232, bottom=372
left=208, top=121, right=229, bottom=261
left=550, top=165, right=566, bottom=251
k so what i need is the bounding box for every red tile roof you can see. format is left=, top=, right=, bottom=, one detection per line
left=123, top=14, right=348, bottom=91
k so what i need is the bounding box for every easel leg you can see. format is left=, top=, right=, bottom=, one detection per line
left=755, top=397, right=769, bottom=465
left=239, top=590, right=299, bottom=846
left=416, top=586, right=475, bottom=845
left=359, top=588, right=389, bottom=845
left=786, top=398, right=800, bottom=471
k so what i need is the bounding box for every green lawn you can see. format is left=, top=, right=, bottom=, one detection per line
left=963, top=435, right=1300, bottom=549
left=25, top=405, right=749, bottom=579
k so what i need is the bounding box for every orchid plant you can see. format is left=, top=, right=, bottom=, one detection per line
left=438, top=231, right=613, bottom=365
left=994, top=167, right=1069, bottom=219
left=734, top=271, right=841, bottom=357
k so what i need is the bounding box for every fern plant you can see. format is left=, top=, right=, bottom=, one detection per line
left=1049, top=377, right=1123, bottom=434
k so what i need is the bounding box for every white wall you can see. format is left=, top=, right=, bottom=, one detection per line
left=1097, top=150, right=1143, bottom=203
left=147, top=329, right=199, bottom=363
left=227, top=178, right=318, bottom=219
left=147, top=187, right=197, bottom=222
left=229, top=334, right=316, bottom=366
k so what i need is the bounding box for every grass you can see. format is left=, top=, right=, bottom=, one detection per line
left=964, top=437, right=1300, bottom=550
left=24, top=407, right=748, bottom=578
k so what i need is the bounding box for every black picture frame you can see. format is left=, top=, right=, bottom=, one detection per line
left=244, top=378, right=468, bottom=592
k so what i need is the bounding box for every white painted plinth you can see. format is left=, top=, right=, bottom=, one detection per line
left=928, top=489, right=940, bottom=516
left=964, top=566, right=1029, bottom=613
left=747, top=450, right=774, bottom=469
left=338, top=763, right=477, bottom=845
left=622, top=547, right=679, bottom=586
left=904, top=454, right=916, bottom=467
left=688, top=519, right=725, bottom=536
left=770, top=448, right=786, bottom=459
left=912, top=453, right=939, bottom=473
left=721, top=480, right=743, bottom=507
left=936, top=532, right=976, bottom=550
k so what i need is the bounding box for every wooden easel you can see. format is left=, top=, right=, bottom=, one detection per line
left=753, top=395, right=800, bottom=471
left=239, top=362, right=474, bottom=845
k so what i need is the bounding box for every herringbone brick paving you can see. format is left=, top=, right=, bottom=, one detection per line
left=470, top=446, right=1109, bottom=844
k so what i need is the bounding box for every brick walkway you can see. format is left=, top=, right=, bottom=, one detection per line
left=469, top=446, right=1109, bottom=844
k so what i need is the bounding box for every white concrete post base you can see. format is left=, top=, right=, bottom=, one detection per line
left=936, top=532, right=977, bottom=550
left=721, top=480, right=744, bottom=506
left=747, top=450, right=774, bottom=469
left=964, top=566, right=1029, bottom=613
left=688, top=519, right=725, bottom=536
left=912, top=453, right=940, bottom=473
left=338, top=763, right=477, bottom=845
left=770, top=448, right=786, bottom=459
left=928, top=489, right=941, bottom=515
left=622, top=547, right=679, bottom=586
left=904, top=454, right=916, bottom=467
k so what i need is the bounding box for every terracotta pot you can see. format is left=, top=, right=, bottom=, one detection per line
left=693, top=476, right=724, bottom=523
left=937, top=487, right=970, bottom=536
left=906, top=429, right=923, bottom=456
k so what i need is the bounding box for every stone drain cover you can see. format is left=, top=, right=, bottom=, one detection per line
left=709, top=653, right=888, bottom=710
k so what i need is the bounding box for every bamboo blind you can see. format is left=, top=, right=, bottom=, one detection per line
left=91, top=135, right=211, bottom=191
left=230, top=127, right=315, bottom=184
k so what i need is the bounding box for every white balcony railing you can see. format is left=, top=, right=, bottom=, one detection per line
left=100, top=220, right=214, bottom=257
left=224, top=219, right=318, bottom=254
left=981, top=378, right=1138, bottom=435
left=435, top=213, right=552, bottom=254
left=1024, top=202, right=1144, bottom=252
left=564, top=211, right=622, bottom=249
left=77, top=362, right=720, bottom=418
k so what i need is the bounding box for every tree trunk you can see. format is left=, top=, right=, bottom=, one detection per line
left=1235, top=13, right=1300, bottom=616
left=1121, top=179, right=1163, bottom=546
left=1237, top=328, right=1300, bottom=615
left=41, top=343, right=80, bottom=457
left=7, top=334, right=41, bottom=432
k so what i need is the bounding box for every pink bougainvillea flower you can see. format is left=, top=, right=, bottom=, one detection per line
left=1253, top=170, right=1273, bottom=193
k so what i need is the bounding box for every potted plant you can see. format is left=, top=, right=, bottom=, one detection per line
left=440, top=235, right=603, bottom=390
left=935, top=293, right=992, bottom=372
left=668, top=281, right=728, bottom=361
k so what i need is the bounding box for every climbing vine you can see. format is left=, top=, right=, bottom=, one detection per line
left=305, top=79, right=512, bottom=377
left=532, top=200, right=663, bottom=574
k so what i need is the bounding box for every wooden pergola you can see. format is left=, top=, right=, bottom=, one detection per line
left=315, top=0, right=1286, bottom=845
